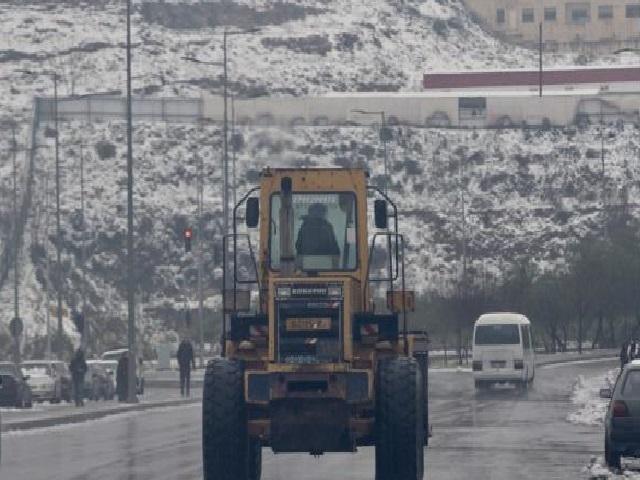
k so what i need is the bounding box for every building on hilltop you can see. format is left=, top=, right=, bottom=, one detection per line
left=463, top=0, right=640, bottom=52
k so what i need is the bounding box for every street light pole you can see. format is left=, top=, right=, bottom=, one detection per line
left=52, top=72, right=64, bottom=360
left=11, top=125, right=20, bottom=364
left=125, top=0, right=138, bottom=404
left=223, top=30, right=229, bottom=241
left=79, top=143, right=88, bottom=351
left=196, top=150, right=204, bottom=368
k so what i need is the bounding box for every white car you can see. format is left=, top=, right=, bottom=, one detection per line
left=472, top=313, right=535, bottom=390
left=22, top=362, right=62, bottom=403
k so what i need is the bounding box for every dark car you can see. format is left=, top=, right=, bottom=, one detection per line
left=0, top=362, right=33, bottom=408
left=601, top=360, right=640, bottom=469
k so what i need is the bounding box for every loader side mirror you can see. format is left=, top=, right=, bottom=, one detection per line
left=246, top=198, right=259, bottom=228
left=374, top=200, right=388, bottom=229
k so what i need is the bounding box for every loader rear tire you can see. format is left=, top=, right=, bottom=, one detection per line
left=203, top=359, right=257, bottom=480
left=375, top=357, right=425, bottom=480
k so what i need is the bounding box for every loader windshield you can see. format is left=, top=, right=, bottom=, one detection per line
left=270, top=192, right=357, bottom=271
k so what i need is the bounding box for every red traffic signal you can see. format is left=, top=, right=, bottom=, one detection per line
left=184, top=227, right=193, bottom=252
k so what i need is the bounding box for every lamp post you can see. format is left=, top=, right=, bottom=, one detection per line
left=351, top=109, right=391, bottom=193
left=125, top=0, right=138, bottom=404
left=183, top=26, right=259, bottom=237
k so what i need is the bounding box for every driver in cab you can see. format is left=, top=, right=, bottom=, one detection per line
left=295, top=203, right=340, bottom=268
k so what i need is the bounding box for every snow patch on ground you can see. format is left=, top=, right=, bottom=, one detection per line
left=568, top=368, right=618, bottom=426
left=584, top=456, right=640, bottom=479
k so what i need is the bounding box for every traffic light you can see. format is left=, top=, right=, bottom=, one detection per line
left=184, top=227, right=193, bottom=253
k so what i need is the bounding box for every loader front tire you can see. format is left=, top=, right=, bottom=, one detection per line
left=375, top=357, right=425, bottom=480
left=203, top=358, right=259, bottom=480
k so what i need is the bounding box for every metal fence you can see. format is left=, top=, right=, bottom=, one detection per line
left=35, top=96, right=204, bottom=124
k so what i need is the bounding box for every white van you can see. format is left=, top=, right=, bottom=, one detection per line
left=472, top=313, right=534, bottom=390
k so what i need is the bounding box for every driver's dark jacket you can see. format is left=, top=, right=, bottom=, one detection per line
left=295, top=217, right=340, bottom=256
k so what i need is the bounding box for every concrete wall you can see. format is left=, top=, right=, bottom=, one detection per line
left=464, top=0, right=640, bottom=51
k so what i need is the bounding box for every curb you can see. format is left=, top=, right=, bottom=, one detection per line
left=1, top=397, right=200, bottom=433
left=535, top=351, right=618, bottom=367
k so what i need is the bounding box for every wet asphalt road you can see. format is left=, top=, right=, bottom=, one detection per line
left=0, top=359, right=616, bottom=480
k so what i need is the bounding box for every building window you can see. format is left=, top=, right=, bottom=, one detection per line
left=522, top=8, right=535, bottom=23
left=459, top=98, right=487, bottom=122
left=598, top=5, right=613, bottom=19
left=566, top=3, right=591, bottom=24
left=627, top=4, right=640, bottom=18
left=544, top=7, right=557, bottom=21
left=497, top=8, right=505, bottom=24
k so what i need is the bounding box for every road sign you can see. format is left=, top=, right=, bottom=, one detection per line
left=9, top=317, right=23, bottom=338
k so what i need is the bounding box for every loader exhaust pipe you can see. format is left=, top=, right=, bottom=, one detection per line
left=280, top=177, right=295, bottom=275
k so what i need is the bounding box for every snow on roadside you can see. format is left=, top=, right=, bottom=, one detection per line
left=584, top=456, right=640, bottom=480
left=567, top=368, right=618, bottom=426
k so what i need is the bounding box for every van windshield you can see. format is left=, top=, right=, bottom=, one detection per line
left=474, top=324, right=520, bottom=345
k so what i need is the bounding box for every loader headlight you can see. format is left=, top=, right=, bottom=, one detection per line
left=277, top=286, right=292, bottom=298
left=327, top=286, right=342, bottom=298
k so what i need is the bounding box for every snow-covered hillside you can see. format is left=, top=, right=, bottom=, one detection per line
left=5, top=119, right=640, bottom=347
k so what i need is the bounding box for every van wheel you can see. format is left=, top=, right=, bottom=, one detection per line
left=375, top=357, right=425, bottom=480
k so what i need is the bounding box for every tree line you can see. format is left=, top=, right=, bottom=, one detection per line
left=416, top=216, right=640, bottom=354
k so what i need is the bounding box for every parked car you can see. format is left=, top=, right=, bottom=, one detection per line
left=0, top=362, right=33, bottom=408
left=84, top=361, right=115, bottom=401
left=601, top=360, right=640, bottom=469
left=22, top=361, right=63, bottom=403
left=101, top=349, right=145, bottom=395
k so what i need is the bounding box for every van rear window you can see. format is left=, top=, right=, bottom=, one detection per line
left=475, top=324, right=520, bottom=345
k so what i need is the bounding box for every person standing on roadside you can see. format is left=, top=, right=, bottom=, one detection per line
left=69, top=348, right=87, bottom=407
left=177, top=337, right=196, bottom=397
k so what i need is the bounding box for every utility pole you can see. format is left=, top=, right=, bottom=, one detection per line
left=45, top=163, right=52, bottom=360
left=53, top=72, right=63, bottom=359
left=125, top=0, right=138, bottom=404
left=197, top=150, right=204, bottom=368
left=11, top=125, right=20, bottom=364
left=459, top=154, right=467, bottom=366
left=381, top=112, right=389, bottom=194
left=231, top=95, right=237, bottom=208
left=539, top=22, right=543, bottom=98
left=223, top=30, right=229, bottom=240
left=79, top=144, right=87, bottom=351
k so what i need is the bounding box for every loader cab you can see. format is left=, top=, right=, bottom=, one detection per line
left=224, top=167, right=405, bottom=365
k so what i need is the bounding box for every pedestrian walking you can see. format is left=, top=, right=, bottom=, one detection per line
left=177, top=337, right=196, bottom=397
left=116, top=351, right=129, bottom=402
left=69, top=348, right=87, bottom=407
